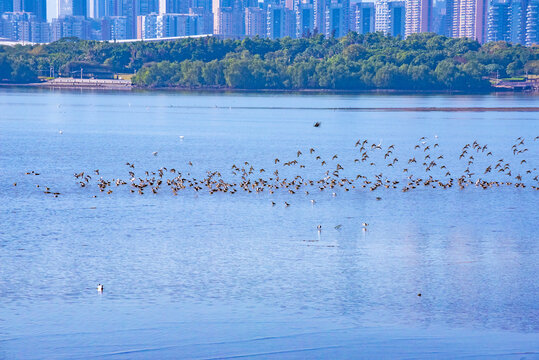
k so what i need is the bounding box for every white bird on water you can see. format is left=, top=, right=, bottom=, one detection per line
left=152, top=151, right=158, bottom=156
left=58, top=130, right=63, bottom=134
left=97, top=284, right=103, bottom=292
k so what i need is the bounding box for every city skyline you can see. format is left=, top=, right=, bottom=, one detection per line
left=0, top=0, right=538, bottom=44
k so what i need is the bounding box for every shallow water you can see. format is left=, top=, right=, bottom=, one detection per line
left=1, top=89, right=538, bottom=359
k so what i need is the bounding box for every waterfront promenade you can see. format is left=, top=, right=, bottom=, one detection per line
left=37, top=78, right=132, bottom=90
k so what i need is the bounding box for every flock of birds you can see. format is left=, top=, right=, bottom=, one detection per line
left=20, top=134, right=537, bottom=205
left=61, top=135, right=539, bottom=203
left=18, top=133, right=538, bottom=294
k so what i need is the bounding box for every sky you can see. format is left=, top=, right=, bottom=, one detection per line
left=47, top=0, right=56, bottom=22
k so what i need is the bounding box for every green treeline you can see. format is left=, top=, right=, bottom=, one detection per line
left=1, top=32, right=538, bottom=90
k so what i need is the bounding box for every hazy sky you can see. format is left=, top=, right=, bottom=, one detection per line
left=47, top=0, right=57, bottom=22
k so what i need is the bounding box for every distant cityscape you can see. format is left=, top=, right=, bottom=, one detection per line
left=0, top=0, right=537, bottom=45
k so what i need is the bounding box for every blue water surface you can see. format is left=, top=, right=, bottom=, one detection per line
left=1, top=88, right=538, bottom=359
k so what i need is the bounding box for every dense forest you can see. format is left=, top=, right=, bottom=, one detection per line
left=0, top=33, right=538, bottom=91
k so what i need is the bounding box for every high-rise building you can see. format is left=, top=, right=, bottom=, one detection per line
left=267, top=4, right=284, bottom=38
left=390, top=0, right=405, bottom=35
left=137, top=13, right=157, bottom=37
left=0, top=0, right=13, bottom=14
left=30, top=19, right=50, bottom=41
left=313, top=0, right=325, bottom=32
left=509, top=0, right=528, bottom=43
left=73, top=0, right=88, bottom=16
left=105, top=0, right=118, bottom=16
left=354, top=1, right=375, bottom=34
left=138, top=0, right=159, bottom=15
left=88, top=0, right=104, bottom=18
left=51, top=15, right=90, bottom=40
left=214, top=5, right=243, bottom=36
left=245, top=6, right=266, bottom=36
left=159, top=0, right=189, bottom=14
left=295, top=0, right=314, bottom=37
left=404, top=0, right=431, bottom=36
left=310, top=0, right=349, bottom=36
left=451, top=0, right=488, bottom=42
left=191, top=0, right=212, bottom=10
left=487, top=0, right=510, bottom=41
left=57, top=0, right=87, bottom=18
left=13, top=0, right=22, bottom=12
left=138, top=6, right=209, bottom=38
left=525, top=0, right=538, bottom=44
left=375, top=0, right=405, bottom=36
left=11, top=0, right=47, bottom=21
left=442, top=0, right=453, bottom=35
left=155, top=13, right=194, bottom=35
left=0, top=11, right=49, bottom=41
left=98, top=0, right=135, bottom=38
left=213, top=0, right=246, bottom=36
left=57, top=0, right=71, bottom=17
left=108, top=15, right=128, bottom=38
left=189, top=7, right=213, bottom=33
left=122, top=0, right=136, bottom=38
left=324, top=0, right=350, bottom=37
left=428, top=0, right=448, bottom=35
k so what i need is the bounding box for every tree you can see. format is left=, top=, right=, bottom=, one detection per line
left=461, top=61, right=486, bottom=78
left=202, top=60, right=225, bottom=86
left=342, top=44, right=367, bottom=61
left=2, top=33, right=536, bottom=90
left=180, top=60, right=204, bottom=87
left=0, top=54, right=13, bottom=81
left=11, top=62, right=38, bottom=83
left=223, top=59, right=254, bottom=88
left=506, top=60, right=523, bottom=77
left=524, top=60, right=539, bottom=75
left=435, top=59, right=465, bottom=89
left=104, top=47, right=131, bottom=72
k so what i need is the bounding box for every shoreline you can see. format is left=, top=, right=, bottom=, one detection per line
left=2, top=81, right=538, bottom=96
